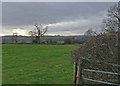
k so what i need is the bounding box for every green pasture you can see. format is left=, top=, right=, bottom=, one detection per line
left=2, top=44, right=77, bottom=84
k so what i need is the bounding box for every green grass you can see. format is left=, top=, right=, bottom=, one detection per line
left=57, top=41, right=64, bottom=43
left=2, top=44, right=77, bottom=84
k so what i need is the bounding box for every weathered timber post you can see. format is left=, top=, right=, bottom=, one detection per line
left=73, top=62, right=77, bottom=86
left=76, top=62, right=80, bottom=85
left=76, top=61, right=84, bottom=85
left=80, top=67, right=84, bottom=85
left=118, top=2, right=120, bottom=83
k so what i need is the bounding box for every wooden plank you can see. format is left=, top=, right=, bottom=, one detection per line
left=73, top=62, right=77, bottom=86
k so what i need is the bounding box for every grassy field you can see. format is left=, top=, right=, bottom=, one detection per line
left=2, top=44, right=77, bottom=84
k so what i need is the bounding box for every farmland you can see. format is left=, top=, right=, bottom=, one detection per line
left=2, top=44, right=77, bottom=84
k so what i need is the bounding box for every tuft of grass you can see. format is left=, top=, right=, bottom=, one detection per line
left=2, top=44, right=77, bottom=84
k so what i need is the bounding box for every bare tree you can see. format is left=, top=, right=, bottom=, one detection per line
left=84, top=29, right=96, bottom=36
left=35, top=24, right=48, bottom=44
left=28, top=31, right=37, bottom=43
left=12, top=33, right=18, bottom=43
left=29, top=24, right=48, bottom=44
left=71, top=3, right=119, bottom=85
left=103, top=2, right=120, bottom=33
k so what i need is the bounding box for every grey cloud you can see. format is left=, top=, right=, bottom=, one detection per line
left=2, top=2, right=116, bottom=35
left=2, top=2, right=115, bottom=26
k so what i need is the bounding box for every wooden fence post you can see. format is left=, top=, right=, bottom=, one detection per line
left=77, top=62, right=80, bottom=85
left=77, top=62, right=84, bottom=85
left=73, top=62, right=77, bottom=86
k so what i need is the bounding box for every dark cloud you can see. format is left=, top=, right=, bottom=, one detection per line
left=2, top=2, right=116, bottom=35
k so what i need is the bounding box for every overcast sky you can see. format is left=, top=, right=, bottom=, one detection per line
left=2, top=2, right=116, bottom=36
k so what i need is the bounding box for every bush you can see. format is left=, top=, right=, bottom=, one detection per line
left=64, top=38, right=84, bottom=44
left=72, top=39, right=84, bottom=44
left=71, top=32, right=118, bottom=72
left=64, top=38, right=72, bottom=44
left=32, top=39, right=38, bottom=44
left=48, top=39, right=57, bottom=45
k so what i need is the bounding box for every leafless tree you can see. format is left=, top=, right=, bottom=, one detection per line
left=84, top=29, right=96, bottom=36
left=28, top=31, right=37, bottom=43
left=29, top=24, right=48, bottom=44
left=103, top=2, right=120, bottom=33
left=12, top=33, right=18, bottom=43
left=71, top=3, right=119, bottom=84
left=35, top=24, right=48, bottom=44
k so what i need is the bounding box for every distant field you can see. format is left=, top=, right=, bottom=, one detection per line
left=2, top=44, right=77, bottom=84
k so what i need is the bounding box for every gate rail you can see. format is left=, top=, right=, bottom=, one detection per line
left=83, top=69, right=120, bottom=75
left=83, top=69, right=120, bottom=85
left=73, top=62, right=120, bottom=86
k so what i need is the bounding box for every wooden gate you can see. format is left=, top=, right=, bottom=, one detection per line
left=73, top=61, right=120, bottom=86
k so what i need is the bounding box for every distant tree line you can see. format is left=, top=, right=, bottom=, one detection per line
left=64, top=38, right=85, bottom=44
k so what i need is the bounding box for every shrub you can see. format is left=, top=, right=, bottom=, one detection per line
left=71, top=32, right=118, bottom=72
left=64, top=38, right=72, bottom=44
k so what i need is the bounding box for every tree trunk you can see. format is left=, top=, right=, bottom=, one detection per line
left=38, top=36, right=40, bottom=44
